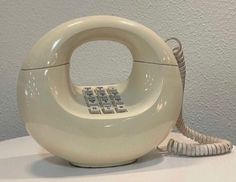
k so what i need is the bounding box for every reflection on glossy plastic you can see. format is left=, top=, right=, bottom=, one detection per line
left=17, top=16, right=182, bottom=167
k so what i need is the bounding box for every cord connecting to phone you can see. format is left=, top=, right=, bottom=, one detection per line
left=165, top=37, right=233, bottom=156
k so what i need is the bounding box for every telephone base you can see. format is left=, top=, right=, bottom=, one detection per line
left=69, top=159, right=137, bottom=168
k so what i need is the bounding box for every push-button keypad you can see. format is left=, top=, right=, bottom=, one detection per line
left=83, top=87, right=127, bottom=114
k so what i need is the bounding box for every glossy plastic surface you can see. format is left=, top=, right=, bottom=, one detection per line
left=17, top=16, right=183, bottom=167
left=21, top=16, right=177, bottom=70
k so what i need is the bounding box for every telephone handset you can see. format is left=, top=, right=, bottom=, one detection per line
left=17, top=16, right=233, bottom=167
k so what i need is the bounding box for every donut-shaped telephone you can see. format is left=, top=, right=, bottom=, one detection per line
left=17, top=16, right=183, bottom=167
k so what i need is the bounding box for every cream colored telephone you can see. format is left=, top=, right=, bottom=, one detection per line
left=17, top=16, right=233, bottom=167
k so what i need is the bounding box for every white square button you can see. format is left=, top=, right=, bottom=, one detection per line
left=102, top=105, right=114, bottom=114
left=115, top=104, right=127, bottom=113
left=88, top=106, right=101, bottom=114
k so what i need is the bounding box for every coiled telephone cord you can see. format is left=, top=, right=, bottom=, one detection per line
left=165, top=37, right=233, bottom=156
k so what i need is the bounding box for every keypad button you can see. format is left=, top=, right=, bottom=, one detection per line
left=95, top=87, right=108, bottom=97
left=83, top=87, right=92, bottom=91
left=115, top=104, right=127, bottom=113
left=107, top=87, right=118, bottom=95
left=109, top=94, right=115, bottom=100
left=86, top=96, right=98, bottom=106
left=96, top=86, right=104, bottom=90
left=109, top=93, right=121, bottom=101
left=83, top=87, right=94, bottom=97
left=102, top=105, right=114, bottom=114
left=112, top=100, right=124, bottom=106
left=88, top=96, right=96, bottom=102
left=85, top=92, right=94, bottom=97
left=100, top=99, right=111, bottom=106
left=88, top=106, right=101, bottom=114
left=98, top=95, right=109, bottom=101
left=95, top=86, right=105, bottom=92
left=97, top=91, right=106, bottom=97
left=114, top=95, right=121, bottom=101
left=98, top=95, right=111, bottom=106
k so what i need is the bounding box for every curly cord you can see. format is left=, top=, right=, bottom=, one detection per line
left=165, top=37, right=233, bottom=156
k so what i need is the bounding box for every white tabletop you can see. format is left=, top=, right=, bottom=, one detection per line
left=0, top=132, right=235, bottom=182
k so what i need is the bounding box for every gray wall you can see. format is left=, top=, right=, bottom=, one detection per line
left=0, top=0, right=236, bottom=142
